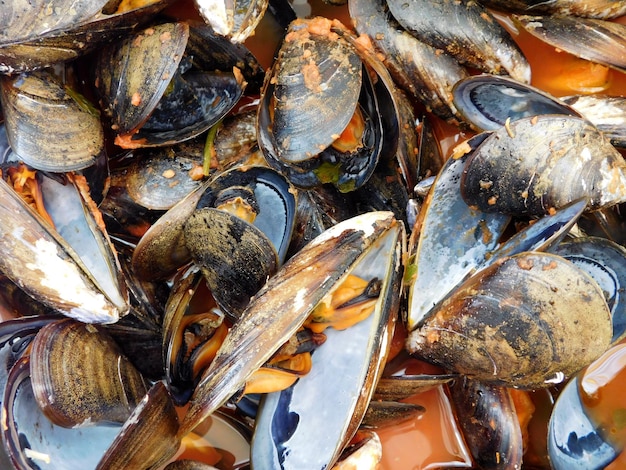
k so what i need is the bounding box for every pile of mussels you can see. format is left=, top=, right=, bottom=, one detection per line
left=1, top=0, right=626, bottom=468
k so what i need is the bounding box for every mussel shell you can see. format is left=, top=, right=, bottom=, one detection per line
left=179, top=211, right=401, bottom=438
left=449, top=377, right=523, bottom=469
left=480, top=0, right=626, bottom=19
left=260, top=61, right=382, bottom=191
left=563, top=95, right=626, bottom=149
left=3, top=356, right=122, bottom=470
left=349, top=0, right=469, bottom=124
left=40, top=173, right=130, bottom=316
left=30, top=319, right=148, bottom=428
left=515, top=15, right=626, bottom=73
left=131, top=178, right=212, bottom=281
left=96, top=381, right=180, bottom=470
left=549, top=379, right=617, bottom=469
left=0, top=0, right=173, bottom=73
left=0, top=70, right=104, bottom=172
left=94, top=22, right=190, bottom=137
left=484, top=197, right=587, bottom=266
left=265, top=18, right=363, bottom=164
left=0, top=177, right=126, bottom=323
left=194, top=0, right=269, bottom=43
left=0, top=0, right=105, bottom=46
left=407, top=143, right=510, bottom=330
left=187, top=22, right=265, bottom=93
left=461, top=115, right=626, bottom=216
left=386, top=0, right=531, bottom=83
left=407, top=251, right=613, bottom=389
left=553, top=236, right=626, bottom=344
left=195, top=166, right=298, bottom=264
left=183, top=207, right=279, bottom=319
left=124, top=68, right=246, bottom=148
left=251, top=211, right=403, bottom=469
left=373, top=374, right=456, bottom=401
left=120, top=144, right=206, bottom=211
left=452, top=74, right=582, bottom=132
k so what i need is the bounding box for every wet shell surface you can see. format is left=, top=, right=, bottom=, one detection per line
left=461, top=115, right=626, bottom=216
left=30, top=319, right=148, bottom=428
left=266, top=17, right=363, bottom=163
left=407, top=251, right=613, bottom=389
left=0, top=70, right=104, bottom=172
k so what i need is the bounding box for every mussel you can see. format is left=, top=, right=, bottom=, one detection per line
left=407, top=251, right=613, bottom=389
left=0, top=0, right=172, bottom=74
left=460, top=115, right=626, bottom=217
left=257, top=17, right=398, bottom=192
left=94, top=21, right=249, bottom=149
left=0, top=69, right=105, bottom=172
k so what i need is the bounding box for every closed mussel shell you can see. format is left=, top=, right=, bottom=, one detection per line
left=0, top=69, right=104, bottom=172
left=0, top=177, right=125, bottom=323
left=461, top=115, right=626, bottom=216
left=407, top=251, right=613, bottom=389
left=267, top=17, right=362, bottom=163
left=30, top=319, right=148, bottom=428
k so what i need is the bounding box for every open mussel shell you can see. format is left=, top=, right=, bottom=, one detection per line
left=407, top=144, right=510, bottom=331
left=0, top=69, right=104, bottom=172
left=262, top=17, right=361, bottom=161
left=385, top=0, right=531, bottom=83
left=0, top=0, right=173, bottom=73
left=407, top=251, right=613, bottom=389
left=452, top=74, right=582, bottom=132
left=125, top=68, right=246, bottom=149
left=94, top=22, right=188, bottom=140
left=548, top=343, right=626, bottom=469
left=178, top=211, right=402, bottom=438
left=95, top=21, right=247, bottom=149
left=30, top=319, right=148, bottom=428
left=194, top=166, right=297, bottom=265
left=40, top=173, right=130, bottom=316
left=461, top=115, right=626, bottom=216
left=258, top=17, right=383, bottom=191
left=553, top=236, right=626, bottom=344
left=132, top=165, right=296, bottom=282
left=96, top=381, right=181, bottom=470
left=252, top=212, right=403, bottom=469
left=0, top=177, right=127, bottom=323
left=194, top=0, right=269, bottom=43
left=515, top=15, right=626, bottom=73
left=2, top=356, right=122, bottom=469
